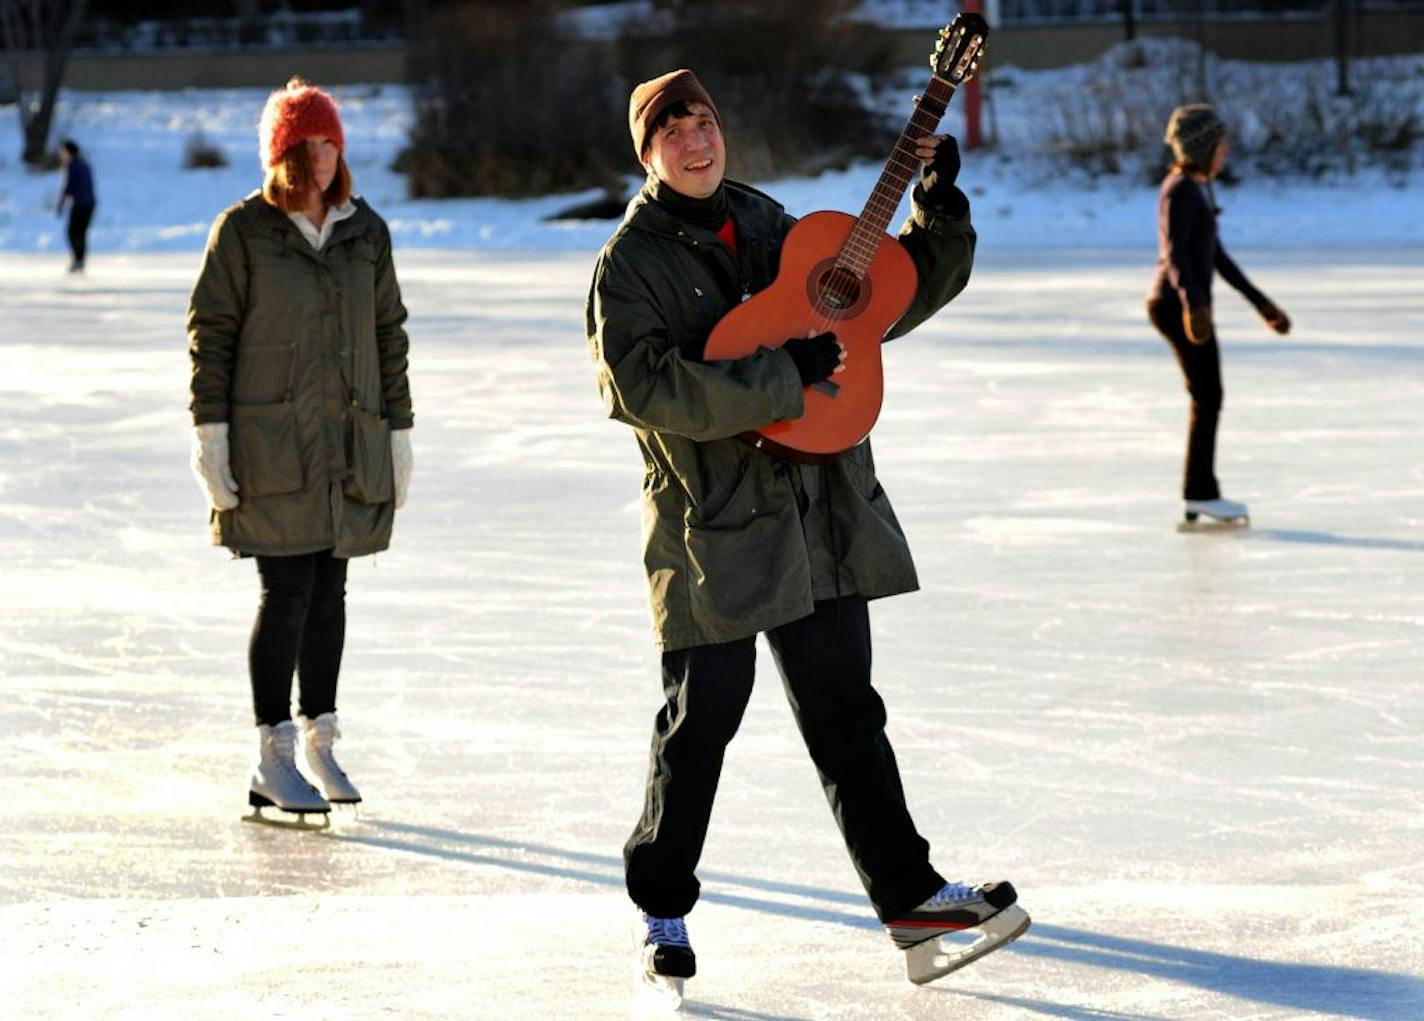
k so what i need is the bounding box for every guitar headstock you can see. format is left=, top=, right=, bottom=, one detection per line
left=931, top=12, right=989, bottom=85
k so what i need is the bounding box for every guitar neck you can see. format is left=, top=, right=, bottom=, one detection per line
left=838, top=75, right=957, bottom=277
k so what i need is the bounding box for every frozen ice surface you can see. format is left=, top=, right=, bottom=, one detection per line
left=1, top=244, right=1421, bottom=1019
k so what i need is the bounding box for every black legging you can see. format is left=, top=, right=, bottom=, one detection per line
left=624, top=596, right=945, bottom=923
left=1149, top=296, right=1223, bottom=501
left=249, top=549, right=348, bottom=726
left=68, top=203, right=95, bottom=267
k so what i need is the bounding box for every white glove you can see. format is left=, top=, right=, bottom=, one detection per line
left=190, top=422, right=240, bottom=511
left=391, top=428, right=413, bottom=510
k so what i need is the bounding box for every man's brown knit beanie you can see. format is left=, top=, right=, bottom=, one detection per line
left=628, top=69, right=720, bottom=159
left=1164, top=103, right=1226, bottom=169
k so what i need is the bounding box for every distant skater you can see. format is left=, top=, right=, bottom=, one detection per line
left=187, top=78, right=414, bottom=824
left=56, top=139, right=96, bottom=273
left=1150, top=104, right=1291, bottom=529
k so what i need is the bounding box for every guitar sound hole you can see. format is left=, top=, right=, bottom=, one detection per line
left=817, top=267, right=862, bottom=311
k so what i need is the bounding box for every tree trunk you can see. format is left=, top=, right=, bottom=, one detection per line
left=232, top=0, right=261, bottom=46
left=1122, top=0, right=1135, bottom=42
left=1334, top=0, right=1352, bottom=97
left=6, top=0, right=90, bottom=166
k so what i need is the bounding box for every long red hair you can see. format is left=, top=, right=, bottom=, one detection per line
left=262, top=143, right=352, bottom=213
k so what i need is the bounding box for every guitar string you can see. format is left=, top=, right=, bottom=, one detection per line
left=784, top=28, right=979, bottom=357
left=795, top=79, right=960, bottom=349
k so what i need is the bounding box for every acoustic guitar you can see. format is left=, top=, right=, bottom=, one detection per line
left=702, top=13, right=988, bottom=462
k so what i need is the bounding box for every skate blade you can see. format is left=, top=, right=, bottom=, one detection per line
left=905, top=904, right=1030, bottom=985
left=1177, top=516, right=1249, bottom=533
left=242, top=806, right=331, bottom=831
left=633, top=968, right=685, bottom=1012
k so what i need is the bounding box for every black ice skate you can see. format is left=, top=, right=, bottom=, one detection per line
left=632, top=911, right=695, bottom=1009
left=1178, top=497, right=1249, bottom=532
left=885, top=880, right=1030, bottom=985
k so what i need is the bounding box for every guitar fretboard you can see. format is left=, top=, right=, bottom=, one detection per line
left=836, top=75, right=957, bottom=278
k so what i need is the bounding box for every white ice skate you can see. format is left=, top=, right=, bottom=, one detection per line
left=244, top=720, right=330, bottom=829
left=632, top=911, right=695, bottom=1010
left=1179, top=497, right=1249, bottom=532
left=886, top=880, right=1030, bottom=985
left=301, top=712, right=362, bottom=804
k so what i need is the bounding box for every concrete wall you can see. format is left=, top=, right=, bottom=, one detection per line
left=8, top=43, right=406, bottom=93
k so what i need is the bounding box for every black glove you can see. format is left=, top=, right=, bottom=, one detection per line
left=783, top=332, right=841, bottom=387
left=919, top=135, right=969, bottom=219
left=921, top=135, right=960, bottom=196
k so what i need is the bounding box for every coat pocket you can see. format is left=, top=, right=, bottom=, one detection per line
left=229, top=402, right=304, bottom=497
left=684, top=499, right=800, bottom=631
left=344, top=405, right=393, bottom=505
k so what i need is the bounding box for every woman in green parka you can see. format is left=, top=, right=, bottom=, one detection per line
left=588, top=70, right=1026, bottom=996
left=187, top=78, right=413, bottom=820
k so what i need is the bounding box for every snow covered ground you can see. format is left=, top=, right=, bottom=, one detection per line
left=2, top=47, right=1421, bottom=259
left=2, top=237, right=1421, bottom=1018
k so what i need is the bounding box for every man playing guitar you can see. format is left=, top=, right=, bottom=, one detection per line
left=584, top=64, right=1028, bottom=1000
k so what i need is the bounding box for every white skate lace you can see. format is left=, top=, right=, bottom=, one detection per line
left=305, top=715, right=349, bottom=779
left=923, top=882, right=980, bottom=909
left=645, top=915, right=691, bottom=950
left=306, top=713, right=341, bottom=749
left=268, top=723, right=308, bottom=785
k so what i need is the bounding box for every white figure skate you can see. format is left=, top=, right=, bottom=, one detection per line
left=244, top=720, right=330, bottom=829
left=1179, top=496, right=1250, bottom=532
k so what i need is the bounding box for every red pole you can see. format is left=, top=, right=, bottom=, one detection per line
left=962, top=0, right=983, bottom=150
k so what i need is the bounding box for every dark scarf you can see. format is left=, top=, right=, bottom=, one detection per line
left=647, top=177, right=730, bottom=233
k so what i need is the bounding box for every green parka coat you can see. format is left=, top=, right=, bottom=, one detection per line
left=585, top=179, right=976, bottom=651
left=187, top=193, right=413, bottom=558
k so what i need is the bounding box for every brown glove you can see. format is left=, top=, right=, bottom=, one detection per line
left=1184, top=306, right=1214, bottom=345
left=1258, top=301, right=1291, bottom=335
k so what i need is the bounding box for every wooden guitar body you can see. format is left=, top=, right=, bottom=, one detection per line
left=700, top=12, right=987, bottom=462
left=702, top=210, right=918, bottom=461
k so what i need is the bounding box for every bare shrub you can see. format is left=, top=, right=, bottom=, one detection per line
left=614, top=0, right=900, bottom=183
left=1040, top=40, right=1424, bottom=181
left=1042, top=38, right=1204, bottom=178
left=183, top=131, right=228, bottom=169
left=397, top=0, right=900, bottom=198
left=397, top=1, right=627, bottom=198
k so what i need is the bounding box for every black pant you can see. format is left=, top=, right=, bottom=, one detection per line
left=67, top=203, right=94, bottom=267
left=1149, top=297, right=1223, bottom=500
left=249, top=549, right=348, bottom=726
left=624, top=597, right=945, bottom=922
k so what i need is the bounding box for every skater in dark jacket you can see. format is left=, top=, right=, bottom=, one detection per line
left=187, top=78, right=414, bottom=823
left=56, top=140, right=96, bottom=273
left=1149, top=103, right=1291, bottom=527
left=585, top=70, right=1027, bottom=1000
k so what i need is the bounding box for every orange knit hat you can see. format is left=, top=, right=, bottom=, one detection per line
left=258, top=77, right=345, bottom=168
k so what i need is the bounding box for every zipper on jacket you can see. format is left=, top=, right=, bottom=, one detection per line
left=282, top=341, right=298, bottom=403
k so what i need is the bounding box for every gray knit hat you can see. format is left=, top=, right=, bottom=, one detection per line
left=1164, top=103, right=1226, bottom=168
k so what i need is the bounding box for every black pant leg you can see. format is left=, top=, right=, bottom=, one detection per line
left=765, top=597, right=945, bottom=922
left=624, top=636, right=758, bottom=918
left=249, top=552, right=320, bottom=726
left=1149, top=298, right=1223, bottom=500
left=295, top=549, right=349, bottom=719
left=68, top=204, right=94, bottom=266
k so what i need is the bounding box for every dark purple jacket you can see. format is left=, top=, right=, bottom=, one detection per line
left=61, top=157, right=96, bottom=209
left=1150, top=169, right=1263, bottom=311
